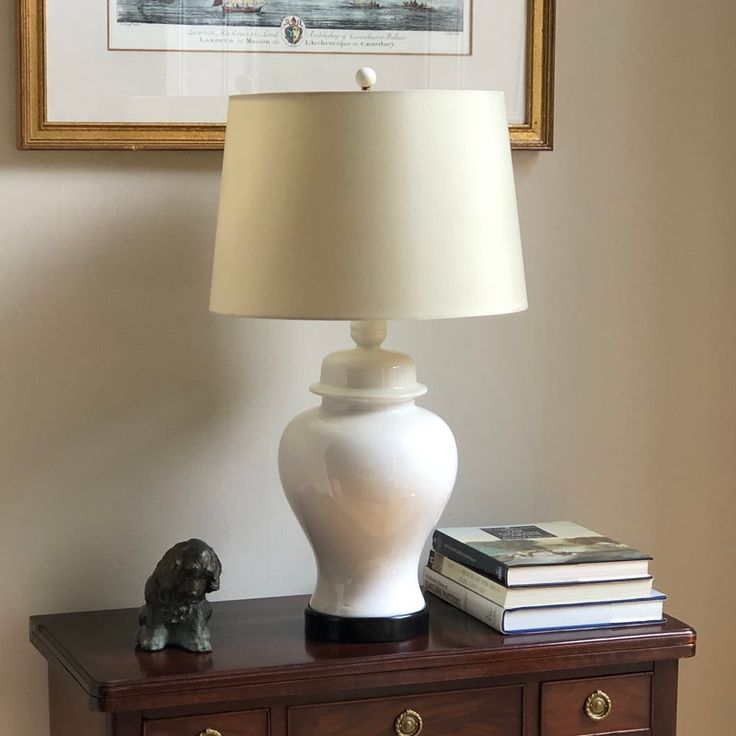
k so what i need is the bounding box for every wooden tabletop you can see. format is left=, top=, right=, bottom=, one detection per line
left=30, top=594, right=695, bottom=712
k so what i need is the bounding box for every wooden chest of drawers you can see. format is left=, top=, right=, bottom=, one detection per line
left=30, top=594, right=695, bottom=736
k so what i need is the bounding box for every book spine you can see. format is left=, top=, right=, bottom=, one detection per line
left=423, top=568, right=507, bottom=634
left=428, top=550, right=509, bottom=606
left=432, top=530, right=509, bottom=584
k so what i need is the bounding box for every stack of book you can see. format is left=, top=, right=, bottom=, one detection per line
left=424, top=521, right=665, bottom=635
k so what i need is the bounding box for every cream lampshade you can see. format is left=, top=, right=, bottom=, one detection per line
left=211, top=72, right=527, bottom=642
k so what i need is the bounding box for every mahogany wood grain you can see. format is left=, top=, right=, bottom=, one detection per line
left=142, top=709, right=268, bottom=736
left=541, top=672, right=651, bottom=736
left=269, top=706, right=288, bottom=736
left=113, top=714, right=143, bottom=736
left=523, top=680, right=540, bottom=736
left=289, top=686, right=522, bottom=736
left=652, top=660, right=679, bottom=736
left=31, top=594, right=696, bottom=736
left=29, top=595, right=695, bottom=713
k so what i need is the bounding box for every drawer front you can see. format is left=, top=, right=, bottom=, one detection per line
left=144, top=709, right=269, bottom=736
left=541, top=673, right=651, bottom=736
left=289, top=686, right=522, bottom=736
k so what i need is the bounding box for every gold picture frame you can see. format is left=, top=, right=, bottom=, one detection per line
left=17, top=0, right=555, bottom=151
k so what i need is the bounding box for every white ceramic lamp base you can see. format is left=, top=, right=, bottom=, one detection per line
left=278, top=321, right=458, bottom=642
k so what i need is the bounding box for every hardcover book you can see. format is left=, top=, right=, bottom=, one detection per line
left=432, top=521, right=652, bottom=586
left=423, top=567, right=666, bottom=635
left=427, top=550, right=653, bottom=608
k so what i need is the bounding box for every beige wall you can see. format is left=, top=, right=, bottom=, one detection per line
left=1, top=1, right=734, bottom=732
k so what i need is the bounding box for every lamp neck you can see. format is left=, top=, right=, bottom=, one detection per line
left=350, top=320, right=387, bottom=349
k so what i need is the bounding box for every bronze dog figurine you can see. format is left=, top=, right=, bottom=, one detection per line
left=137, top=539, right=222, bottom=652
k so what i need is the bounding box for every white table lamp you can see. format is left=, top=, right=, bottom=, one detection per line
left=210, top=70, right=527, bottom=642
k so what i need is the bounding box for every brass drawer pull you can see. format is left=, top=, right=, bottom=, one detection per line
left=198, top=730, right=222, bottom=736
left=395, top=709, right=423, bottom=736
left=584, top=689, right=612, bottom=721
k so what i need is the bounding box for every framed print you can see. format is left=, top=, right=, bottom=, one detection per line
left=17, top=0, right=555, bottom=150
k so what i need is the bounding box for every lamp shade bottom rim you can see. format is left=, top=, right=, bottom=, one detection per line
left=304, top=604, right=429, bottom=642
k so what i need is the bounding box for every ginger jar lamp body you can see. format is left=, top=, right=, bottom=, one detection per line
left=279, top=320, right=457, bottom=640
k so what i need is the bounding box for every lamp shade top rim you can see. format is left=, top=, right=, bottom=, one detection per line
left=227, top=88, right=506, bottom=102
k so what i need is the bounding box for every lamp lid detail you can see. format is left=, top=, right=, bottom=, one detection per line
left=310, top=320, right=427, bottom=404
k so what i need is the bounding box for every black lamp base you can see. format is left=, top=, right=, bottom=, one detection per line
left=304, top=604, right=429, bottom=643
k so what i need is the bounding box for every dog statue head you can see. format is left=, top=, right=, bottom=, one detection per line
left=144, top=539, right=222, bottom=621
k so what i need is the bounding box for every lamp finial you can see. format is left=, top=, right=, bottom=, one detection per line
left=355, top=67, right=377, bottom=91
left=350, top=319, right=386, bottom=349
